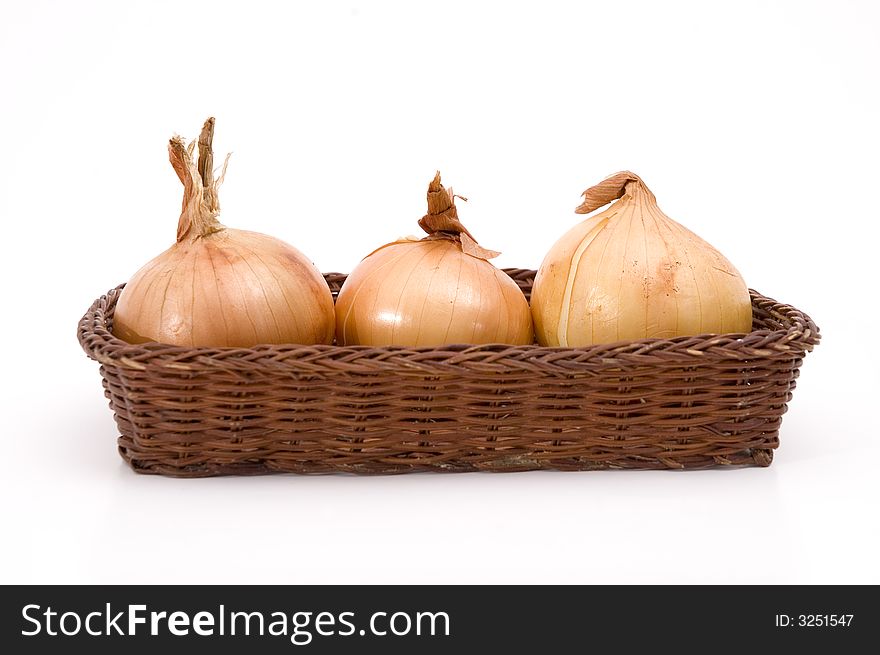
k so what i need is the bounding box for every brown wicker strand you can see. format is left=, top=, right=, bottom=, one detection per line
left=78, top=269, right=820, bottom=476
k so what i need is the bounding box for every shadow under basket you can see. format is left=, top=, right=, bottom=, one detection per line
left=78, top=269, right=820, bottom=477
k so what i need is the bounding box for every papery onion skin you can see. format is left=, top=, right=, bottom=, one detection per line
left=531, top=171, right=752, bottom=347
left=113, top=229, right=335, bottom=347
left=335, top=172, right=534, bottom=347
left=336, top=239, right=533, bottom=347
left=112, top=118, right=335, bottom=348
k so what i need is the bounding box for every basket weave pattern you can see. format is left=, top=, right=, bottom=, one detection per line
left=78, top=270, right=819, bottom=477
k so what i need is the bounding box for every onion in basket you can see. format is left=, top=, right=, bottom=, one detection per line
left=531, top=171, right=752, bottom=346
left=112, top=118, right=335, bottom=347
left=335, top=172, right=534, bottom=347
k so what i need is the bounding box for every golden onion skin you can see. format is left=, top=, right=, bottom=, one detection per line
left=336, top=239, right=534, bottom=347
left=114, top=229, right=335, bottom=347
left=532, top=171, right=752, bottom=347
left=112, top=118, right=335, bottom=348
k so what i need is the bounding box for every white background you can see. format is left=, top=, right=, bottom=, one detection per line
left=1, top=0, right=878, bottom=584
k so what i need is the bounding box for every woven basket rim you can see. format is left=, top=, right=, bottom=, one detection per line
left=78, top=270, right=820, bottom=374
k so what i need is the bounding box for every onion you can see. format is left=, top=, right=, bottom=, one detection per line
left=113, top=118, right=335, bottom=347
left=531, top=171, right=752, bottom=346
left=335, top=172, right=534, bottom=347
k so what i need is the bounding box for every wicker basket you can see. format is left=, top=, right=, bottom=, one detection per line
left=78, top=269, right=820, bottom=477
